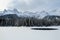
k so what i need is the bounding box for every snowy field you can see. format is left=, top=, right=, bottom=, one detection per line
left=0, top=26, right=60, bottom=40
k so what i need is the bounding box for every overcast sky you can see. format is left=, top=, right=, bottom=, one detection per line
left=0, top=0, right=60, bottom=11
left=7, top=0, right=60, bottom=11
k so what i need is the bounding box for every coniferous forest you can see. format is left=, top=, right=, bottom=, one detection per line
left=0, top=14, right=60, bottom=26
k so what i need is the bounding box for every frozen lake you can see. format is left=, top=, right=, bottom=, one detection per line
left=0, top=26, right=60, bottom=40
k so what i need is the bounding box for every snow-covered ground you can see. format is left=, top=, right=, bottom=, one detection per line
left=0, top=26, right=60, bottom=40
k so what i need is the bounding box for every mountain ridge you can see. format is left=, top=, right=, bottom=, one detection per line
left=0, top=9, right=60, bottom=19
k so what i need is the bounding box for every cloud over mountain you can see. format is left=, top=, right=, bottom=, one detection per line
left=7, top=0, right=60, bottom=11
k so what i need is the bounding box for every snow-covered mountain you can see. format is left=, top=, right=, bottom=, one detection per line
left=35, top=11, right=49, bottom=19
left=2, top=9, right=20, bottom=16
left=0, top=9, right=60, bottom=19
left=0, top=11, right=3, bottom=16
left=49, top=9, right=60, bottom=16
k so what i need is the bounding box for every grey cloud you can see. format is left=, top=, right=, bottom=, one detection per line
left=7, top=0, right=60, bottom=11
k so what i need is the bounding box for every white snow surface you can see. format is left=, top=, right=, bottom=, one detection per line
left=0, top=26, right=60, bottom=40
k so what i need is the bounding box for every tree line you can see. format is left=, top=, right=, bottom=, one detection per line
left=0, top=16, right=60, bottom=26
